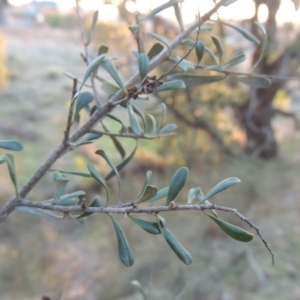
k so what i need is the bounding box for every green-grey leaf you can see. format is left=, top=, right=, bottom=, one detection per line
left=206, top=213, right=254, bottom=242
left=98, top=45, right=109, bottom=56
left=57, top=197, right=79, bottom=206
left=0, top=156, right=6, bottom=165
left=110, top=135, right=126, bottom=159
left=173, top=2, right=184, bottom=31
left=138, top=53, right=149, bottom=81
left=16, top=207, right=64, bottom=219
left=236, top=75, right=271, bottom=88
left=211, top=35, right=224, bottom=64
left=156, top=80, right=185, bottom=93
left=76, top=195, right=102, bottom=218
left=106, top=141, right=138, bottom=180
left=102, top=59, right=128, bottom=94
left=53, top=171, right=69, bottom=203
left=101, top=81, right=120, bottom=94
left=147, top=43, right=164, bottom=60
left=129, top=216, right=160, bottom=234
left=132, top=104, right=147, bottom=131
left=166, top=167, right=188, bottom=206
left=133, top=170, right=152, bottom=201
left=147, top=32, right=170, bottom=53
left=87, top=10, right=98, bottom=44
left=167, top=74, right=226, bottom=87
left=158, top=123, right=177, bottom=134
left=174, top=56, right=195, bottom=72
left=4, top=153, right=18, bottom=196
left=83, top=132, right=103, bottom=142
left=252, top=21, right=268, bottom=71
left=127, top=101, right=142, bottom=135
left=74, top=91, right=94, bottom=122
left=128, top=24, right=139, bottom=35
left=157, top=103, right=167, bottom=131
left=204, top=65, right=224, bottom=72
left=158, top=218, right=192, bottom=265
left=143, top=0, right=182, bottom=20
left=50, top=170, right=91, bottom=178
left=95, top=150, right=121, bottom=203
left=187, top=187, right=205, bottom=204
left=205, top=46, right=219, bottom=65
left=203, top=177, right=241, bottom=201
left=0, top=140, right=23, bottom=151
left=80, top=53, right=106, bottom=89
left=147, top=114, right=157, bottom=135
left=136, top=185, right=158, bottom=203
left=147, top=187, right=169, bottom=202
left=218, top=20, right=260, bottom=45
left=87, top=163, right=109, bottom=205
left=110, top=215, right=135, bottom=267
left=195, top=41, right=205, bottom=65
left=223, top=52, right=246, bottom=69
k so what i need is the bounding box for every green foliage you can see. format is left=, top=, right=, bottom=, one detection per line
left=0, top=0, right=274, bottom=276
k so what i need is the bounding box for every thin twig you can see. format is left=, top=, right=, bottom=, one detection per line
left=0, top=0, right=232, bottom=223
left=15, top=199, right=274, bottom=264
left=64, top=78, right=78, bottom=143
left=156, top=0, right=202, bottom=81
left=90, top=129, right=176, bottom=139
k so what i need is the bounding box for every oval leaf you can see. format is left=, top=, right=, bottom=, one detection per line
left=158, top=123, right=177, bottom=134
left=187, top=187, right=205, bottom=204
left=87, top=10, right=99, bottom=44
left=147, top=32, right=170, bottom=53
left=143, top=0, right=182, bottom=20
left=167, top=74, right=226, bottom=87
left=16, top=207, right=64, bottom=219
left=252, top=21, right=268, bottom=71
left=110, top=215, right=135, bottom=267
left=102, top=59, right=128, bottom=94
left=74, top=91, right=94, bottom=121
left=158, top=218, right=192, bottom=265
left=218, top=20, right=260, bottom=45
left=223, top=52, right=246, bottom=69
left=147, top=42, right=164, bottom=60
left=138, top=53, right=149, bottom=81
left=137, top=185, right=158, bottom=203
left=4, top=153, right=18, bottom=196
left=87, top=163, right=109, bottom=205
left=147, top=114, right=157, bottom=136
left=206, top=213, right=254, bottom=242
left=129, top=216, right=160, bottom=234
left=133, top=170, right=152, bottom=202
left=236, top=75, right=271, bottom=88
left=127, top=101, right=142, bottom=135
left=165, top=167, right=188, bottom=206
left=80, top=53, right=106, bottom=89
left=195, top=41, right=205, bottom=65
left=211, top=35, right=224, bottom=64
left=0, top=140, right=23, bottom=151
left=147, top=187, right=169, bottom=202
left=203, top=177, right=241, bottom=201
left=95, top=150, right=121, bottom=204
left=155, top=80, right=185, bottom=93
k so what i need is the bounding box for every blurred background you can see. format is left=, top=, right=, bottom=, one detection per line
left=1, top=0, right=300, bottom=299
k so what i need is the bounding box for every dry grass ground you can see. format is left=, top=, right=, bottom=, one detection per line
left=0, top=20, right=300, bottom=300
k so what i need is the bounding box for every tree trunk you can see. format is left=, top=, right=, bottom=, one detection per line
left=239, top=0, right=284, bottom=159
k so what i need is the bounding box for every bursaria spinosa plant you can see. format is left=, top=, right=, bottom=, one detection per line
left=0, top=0, right=274, bottom=268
